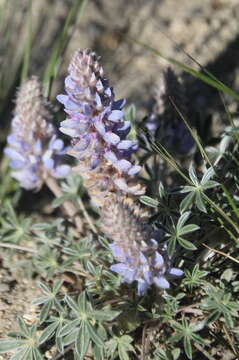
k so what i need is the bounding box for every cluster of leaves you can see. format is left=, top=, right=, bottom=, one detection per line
left=0, top=123, right=239, bottom=359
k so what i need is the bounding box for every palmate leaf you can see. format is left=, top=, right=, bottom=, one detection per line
left=33, top=281, right=64, bottom=323
left=106, top=335, right=135, bottom=360
left=166, top=212, right=199, bottom=255
left=183, top=264, right=208, bottom=290
left=170, top=317, right=207, bottom=360
left=0, top=318, right=43, bottom=359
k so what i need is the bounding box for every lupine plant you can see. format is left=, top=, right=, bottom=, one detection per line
left=0, top=32, right=239, bottom=360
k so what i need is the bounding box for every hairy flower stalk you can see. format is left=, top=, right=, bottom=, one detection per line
left=5, top=77, right=83, bottom=232
left=145, top=68, right=194, bottom=155
left=58, top=49, right=183, bottom=294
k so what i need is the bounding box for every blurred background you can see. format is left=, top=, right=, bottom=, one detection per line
left=1, top=0, right=239, bottom=126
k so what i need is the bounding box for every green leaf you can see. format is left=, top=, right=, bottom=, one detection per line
left=86, top=322, right=104, bottom=347
left=39, top=300, right=53, bottom=324
left=17, top=318, right=30, bottom=337
left=53, top=279, right=64, bottom=294
left=180, top=192, right=195, bottom=212
left=62, top=328, right=79, bottom=346
left=59, top=319, right=80, bottom=337
left=0, top=340, right=24, bottom=353
left=140, top=196, right=159, bottom=208
left=177, top=237, right=197, bottom=250
left=78, top=291, right=87, bottom=312
left=31, top=348, right=43, bottom=360
left=39, top=321, right=58, bottom=345
left=183, top=336, right=192, bottom=360
left=93, top=309, right=121, bottom=322
left=38, top=282, right=51, bottom=296
left=177, top=212, right=191, bottom=230
left=32, top=296, right=49, bottom=306
left=195, top=192, right=207, bottom=213
left=56, top=335, right=64, bottom=354
left=168, top=236, right=177, bottom=257
left=188, top=165, right=198, bottom=186
left=178, top=224, right=200, bottom=236
left=75, top=322, right=90, bottom=359
left=201, top=167, right=215, bottom=186
left=11, top=346, right=31, bottom=360
left=65, top=295, right=80, bottom=314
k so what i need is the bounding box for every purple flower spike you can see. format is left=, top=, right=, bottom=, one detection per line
left=57, top=49, right=143, bottom=197
left=102, top=195, right=183, bottom=296
left=5, top=77, right=70, bottom=190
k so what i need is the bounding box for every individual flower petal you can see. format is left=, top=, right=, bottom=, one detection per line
left=154, top=276, right=170, bottom=289
left=54, top=165, right=71, bottom=177
left=137, top=281, right=149, bottom=296
left=168, top=268, right=184, bottom=277
left=117, top=140, right=134, bottom=150
left=114, top=159, right=132, bottom=172
left=4, top=148, right=26, bottom=162
left=104, top=132, right=120, bottom=145
left=108, top=110, right=123, bottom=122
left=153, top=252, right=165, bottom=268
left=110, top=263, right=136, bottom=283
left=112, top=99, right=126, bottom=110
left=56, top=94, right=69, bottom=106
left=128, top=165, right=141, bottom=176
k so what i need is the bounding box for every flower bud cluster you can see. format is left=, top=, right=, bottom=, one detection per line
left=57, top=49, right=144, bottom=203
left=101, top=195, right=183, bottom=295
left=5, top=77, right=70, bottom=190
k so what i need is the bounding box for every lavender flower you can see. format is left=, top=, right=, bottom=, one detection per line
left=5, top=77, right=70, bottom=190
left=58, top=49, right=183, bottom=295
left=57, top=48, right=143, bottom=199
left=101, top=195, right=183, bottom=295
left=145, top=68, right=194, bottom=155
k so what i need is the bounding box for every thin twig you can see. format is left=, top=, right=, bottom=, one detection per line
left=46, top=177, right=83, bottom=233
left=77, top=197, right=97, bottom=233
left=202, top=243, right=239, bottom=264
left=223, top=324, right=239, bottom=357
left=0, top=242, right=37, bottom=253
